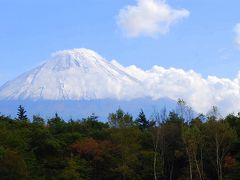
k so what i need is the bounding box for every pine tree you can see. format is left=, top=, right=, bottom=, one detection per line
left=17, top=105, right=28, bottom=121
left=135, top=109, right=154, bottom=130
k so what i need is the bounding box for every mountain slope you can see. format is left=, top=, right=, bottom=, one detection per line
left=0, top=97, right=177, bottom=120
left=0, top=48, right=179, bottom=119
left=0, top=48, right=144, bottom=100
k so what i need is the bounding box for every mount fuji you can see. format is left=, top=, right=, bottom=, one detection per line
left=0, top=48, right=176, bottom=120
left=0, top=48, right=145, bottom=100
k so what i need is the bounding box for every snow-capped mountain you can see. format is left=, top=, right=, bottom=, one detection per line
left=0, top=48, right=178, bottom=119
left=0, top=48, right=144, bottom=100
left=0, top=48, right=239, bottom=117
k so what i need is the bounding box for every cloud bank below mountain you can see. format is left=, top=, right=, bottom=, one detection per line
left=112, top=60, right=240, bottom=115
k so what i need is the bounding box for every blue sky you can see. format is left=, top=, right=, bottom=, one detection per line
left=0, top=0, right=240, bottom=86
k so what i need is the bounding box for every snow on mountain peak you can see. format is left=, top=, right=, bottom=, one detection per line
left=0, top=48, right=144, bottom=101
left=44, top=48, right=109, bottom=72
left=51, top=48, right=104, bottom=62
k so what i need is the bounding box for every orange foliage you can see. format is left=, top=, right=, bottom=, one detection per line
left=224, top=154, right=237, bottom=169
left=71, top=138, right=101, bottom=159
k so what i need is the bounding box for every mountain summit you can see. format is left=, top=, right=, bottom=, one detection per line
left=0, top=48, right=144, bottom=100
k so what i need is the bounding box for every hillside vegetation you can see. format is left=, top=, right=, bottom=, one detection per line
left=0, top=101, right=240, bottom=180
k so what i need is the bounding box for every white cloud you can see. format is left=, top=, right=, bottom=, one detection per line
left=117, top=0, right=190, bottom=37
left=115, top=63, right=240, bottom=115
left=234, top=23, right=240, bottom=49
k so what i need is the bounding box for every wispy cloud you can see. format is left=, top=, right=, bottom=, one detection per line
left=234, top=23, right=240, bottom=49
left=117, top=0, right=190, bottom=37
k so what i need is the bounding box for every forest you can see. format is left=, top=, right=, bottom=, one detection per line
left=0, top=100, right=240, bottom=180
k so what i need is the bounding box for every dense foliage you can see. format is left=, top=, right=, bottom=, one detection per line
left=0, top=103, right=240, bottom=180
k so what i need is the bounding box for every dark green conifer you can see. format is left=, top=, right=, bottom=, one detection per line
left=17, top=105, right=28, bottom=121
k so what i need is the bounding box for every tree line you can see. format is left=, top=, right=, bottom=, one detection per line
left=0, top=101, right=240, bottom=180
